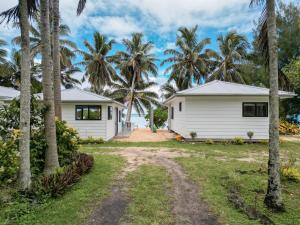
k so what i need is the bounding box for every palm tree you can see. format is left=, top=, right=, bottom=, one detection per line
left=0, top=39, right=7, bottom=64
left=250, top=0, right=284, bottom=210
left=78, top=32, right=116, bottom=94
left=208, top=31, right=249, bottom=83
left=40, top=0, right=59, bottom=174
left=162, top=26, right=218, bottom=86
left=161, top=75, right=190, bottom=99
left=60, top=64, right=81, bottom=88
left=114, top=33, right=158, bottom=123
left=0, top=0, right=39, bottom=190
left=77, top=0, right=87, bottom=15
left=108, top=74, right=160, bottom=116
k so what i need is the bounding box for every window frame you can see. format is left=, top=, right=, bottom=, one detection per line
left=171, top=107, right=174, bottom=119
left=75, top=105, right=102, bottom=120
left=179, top=102, right=182, bottom=112
left=107, top=106, right=113, bottom=120
left=242, top=102, right=268, bottom=118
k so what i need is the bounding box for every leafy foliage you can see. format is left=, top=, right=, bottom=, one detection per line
left=145, top=106, right=168, bottom=129
left=78, top=137, right=105, bottom=145
left=232, top=137, right=245, bottom=145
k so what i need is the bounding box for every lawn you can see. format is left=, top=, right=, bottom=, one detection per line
left=0, top=155, right=124, bottom=225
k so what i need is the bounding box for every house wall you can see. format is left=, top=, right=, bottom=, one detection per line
left=170, top=96, right=269, bottom=140
left=168, top=97, right=186, bottom=136
left=106, top=103, right=123, bottom=140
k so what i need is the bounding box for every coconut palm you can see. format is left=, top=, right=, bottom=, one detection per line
left=161, top=75, right=190, bottom=99
left=162, top=26, right=218, bottom=87
left=40, top=0, right=59, bottom=174
left=114, top=33, right=158, bottom=123
left=108, top=74, right=160, bottom=116
left=78, top=32, right=116, bottom=94
left=208, top=31, right=249, bottom=83
left=250, top=0, right=284, bottom=210
left=0, top=0, right=39, bottom=190
left=0, top=39, right=7, bottom=64
left=77, top=0, right=87, bottom=15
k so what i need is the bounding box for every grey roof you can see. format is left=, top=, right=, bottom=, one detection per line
left=0, top=86, right=20, bottom=100
left=36, top=88, right=125, bottom=107
left=164, top=80, right=297, bottom=104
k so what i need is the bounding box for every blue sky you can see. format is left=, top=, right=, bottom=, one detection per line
left=0, top=0, right=271, bottom=93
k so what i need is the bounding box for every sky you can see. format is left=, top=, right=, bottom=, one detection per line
left=0, top=0, right=277, bottom=96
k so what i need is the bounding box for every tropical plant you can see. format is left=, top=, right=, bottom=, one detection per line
left=247, top=131, right=254, bottom=140
left=208, top=31, right=249, bottom=83
left=77, top=0, right=87, bottom=15
left=40, top=0, right=59, bottom=174
left=107, top=73, right=160, bottom=116
left=250, top=0, right=284, bottom=210
left=0, top=39, right=7, bottom=64
left=145, top=106, right=168, bottom=129
left=190, top=131, right=197, bottom=140
left=114, top=33, right=158, bottom=122
left=161, top=75, right=190, bottom=99
left=78, top=32, right=116, bottom=94
left=162, top=26, right=217, bottom=86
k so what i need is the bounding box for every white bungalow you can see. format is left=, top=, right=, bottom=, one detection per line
left=0, top=86, right=20, bottom=105
left=36, top=88, right=125, bottom=140
left=164, top=80, right=296, bottom=140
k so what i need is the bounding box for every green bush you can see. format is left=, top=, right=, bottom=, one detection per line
left=78, top=136, right=105, bottom=144
left=145, top=106, right=168, bottom=129
left=233, top=137, right=245, bottom=145
left=0, top=138, right=18, bottom=185
left=205, top=139, right=214, bottom=145
left=190, top=131, right=197, bottom=140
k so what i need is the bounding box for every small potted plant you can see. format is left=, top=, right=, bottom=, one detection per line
left=190, top=131, right=197, bottom=140
left=247, top=131, right=254, bottom=141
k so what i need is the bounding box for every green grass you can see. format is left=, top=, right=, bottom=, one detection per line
left=0, top=155, right=124, bottom=225
left=176, top=157, right=300, bottom=225
left=120, top=165, right=174, bottom=225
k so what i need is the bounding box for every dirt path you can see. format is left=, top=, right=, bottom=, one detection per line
left=88, top=147, right=219, bottom=225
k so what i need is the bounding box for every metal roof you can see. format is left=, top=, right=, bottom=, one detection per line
left=164, top=80, right=297, bottom=104
left=0, top=86, right=20, bottom=100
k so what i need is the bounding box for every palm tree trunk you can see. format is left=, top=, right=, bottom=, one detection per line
left=264, top=0, right=284, bottom=211
left=52, top=0, right=62, bottom=120
left=125, top=71, right=137, bottom=123
left=40, top=0, right=60, bottom=174
left=18, top=0, right=32, bottom=190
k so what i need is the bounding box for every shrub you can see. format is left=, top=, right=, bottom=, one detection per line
left=205, top=139, right=214, bottom=145
left=233, top=137, right=244, bottom=145
left=279, top=119, right=300, bottom=135
left=145, top=106, right=168, bottom=129
left=247, top=131, right=254, bottom=140
left=0, top=138, right=18, bottom=185
left=190, top=132, right=197, bottom=140
left=78, top=137, right=105, bottom=144
left=281, top=167, right=300, bottom=183
left=32, top=153, right=94, bottom=198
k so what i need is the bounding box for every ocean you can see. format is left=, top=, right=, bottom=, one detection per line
left=131, top=113, right=148, bottom=128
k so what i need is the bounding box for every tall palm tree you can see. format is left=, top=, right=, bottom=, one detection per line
left=114, top=33, right=158, bottom=123
left=108, top=74, right=160, bottom=116
left=162, top=26, right=218, bottom=86
left=250, top=0, right=284, bottom=210
left=40, top=0, right=59, bottom=174
left=208, top=31, right=249, bottom=83
left=161, top=75, right=190, bottom=99
left=78, top=32, right=116, bottom=94
left=0, top=39, right=7, bottom=64
left=77, top=0, right=87, bottom=15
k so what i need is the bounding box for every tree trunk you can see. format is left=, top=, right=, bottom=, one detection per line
left=53, top=0, right=62, bottom=120
left=125, top=71, right=137, bottom=123
left=18, top=0, right=32, bottom=190
left=40, top=0, right=60, bottom=174
left=264, top=0, right=284, bottom=211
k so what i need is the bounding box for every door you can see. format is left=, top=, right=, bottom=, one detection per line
left=115, top=108, right=119, bottom=135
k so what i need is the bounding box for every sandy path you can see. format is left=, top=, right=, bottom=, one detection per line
left=88, top=147, right=219, bottom=225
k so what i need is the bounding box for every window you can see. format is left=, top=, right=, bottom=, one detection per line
left=108, top=106, right=113, bottom=120
left=75, top=105, right=101, bottom=120
left=243, top=102, right=268, bottom=117
left=171, top=107, right=174, bottom=119
left=179, top=102, right=182, bottom=112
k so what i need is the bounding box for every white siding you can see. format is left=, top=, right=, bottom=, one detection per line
left=183, top=96, right=269, bottom=140
left=169, top=97, right=186, bottom=136
left=62, top=103, right=108, bottom=140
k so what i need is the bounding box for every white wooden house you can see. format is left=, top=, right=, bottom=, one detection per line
left=164, top=80, right=296, bottom=140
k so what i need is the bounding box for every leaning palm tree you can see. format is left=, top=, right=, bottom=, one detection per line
left=162, top=26, right=218, bottom=86
left=77, top=32, right=116, bottom=94
left=40, top=0, right=59, bottom=174
left=0, top=0, right=39, bottom=190
left=208, top=31, right=249, bottom=83
left=77, top=0, right=87, bottom=15
left=114, top=33, right=158, bottom=123
left=0, top=39, right=7, bottom=64
left=108, top=74, right=160, bottom=116
left=250, top=0, right=284, bottom=210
